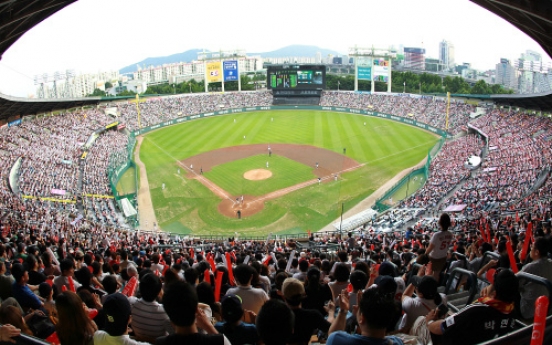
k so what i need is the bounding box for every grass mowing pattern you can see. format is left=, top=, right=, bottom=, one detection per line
left=139, top=110, right=439, bottom=236
left=205, top=154, right=316, bottom=196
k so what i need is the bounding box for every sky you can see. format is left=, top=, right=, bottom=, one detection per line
left=0, top=0, right=550, bottom=97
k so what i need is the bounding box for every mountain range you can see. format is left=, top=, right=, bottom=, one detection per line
left=119, top=45, right=342, bottom=74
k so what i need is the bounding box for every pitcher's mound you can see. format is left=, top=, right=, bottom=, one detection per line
left=244, top=169, right=272, bottom=181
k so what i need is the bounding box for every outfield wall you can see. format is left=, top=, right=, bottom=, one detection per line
left=130, top=106, right=450, bottom=138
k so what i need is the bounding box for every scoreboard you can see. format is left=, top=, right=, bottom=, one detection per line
left=267, top=65, right=326, bottom=90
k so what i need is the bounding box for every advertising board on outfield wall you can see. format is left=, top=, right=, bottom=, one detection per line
left=131, top=106, right=449, bottom=138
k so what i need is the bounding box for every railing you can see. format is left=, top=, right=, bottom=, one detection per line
left=0, top=324, right=51, bottom=345
left=444, top=267, right=478, bottom=309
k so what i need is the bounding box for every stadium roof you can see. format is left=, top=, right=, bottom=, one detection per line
left=0, top=0, right=552, bottom=118
left=0, top=92, right=103, bottom=121
left=470, top=0, right=552, bottom=61
left=0, top=0, right=77, bottom=61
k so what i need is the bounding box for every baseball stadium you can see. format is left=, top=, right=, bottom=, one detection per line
left=0, top=1, right=551, bottom=344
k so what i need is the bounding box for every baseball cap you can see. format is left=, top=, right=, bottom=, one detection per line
left=103, top=293, right=131, bottom=336
left=282, top=278, right=306, bottom=302
left=221, top=294, right=244, bottom=322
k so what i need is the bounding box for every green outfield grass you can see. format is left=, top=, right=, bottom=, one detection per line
left=381, top=170, right=427, bottom=206
left=139, top=110, right=440, bottom=236
left=205, top=155, right=316, bottom=196
left=115, top=166, right=136, bottom=195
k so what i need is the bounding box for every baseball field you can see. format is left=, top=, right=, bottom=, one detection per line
left=137, top=110, right=440, bottom=237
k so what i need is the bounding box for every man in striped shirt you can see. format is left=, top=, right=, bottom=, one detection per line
left=129, top=273, right=173, bottom=343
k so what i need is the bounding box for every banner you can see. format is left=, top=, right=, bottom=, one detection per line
left=357, top=66, right=372, bottom=81
left=206, top=61, right=222, bottom=83
left=8, top=119, right=21, bottom=127
left=105, top=121, right=119, bottom=129
left=223, top=60, right=238, bottom=82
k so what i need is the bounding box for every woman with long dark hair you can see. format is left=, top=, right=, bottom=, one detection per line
left=302, top=266, right=332, bottom=316
left=55, top=291, right=97, bottom=345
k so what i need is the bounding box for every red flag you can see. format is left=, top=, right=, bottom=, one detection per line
left=204, top=269, right=211, bottom=284
left=531, top=296, right=550, bottom=345
left=480, top=223, right=488, bottom=242
left=506, top=240, right=519, bottom=273
left=68, top=276, right=76, bottom=292
left=516, top=211, right=520, bottom=222
left=214, top=270, right=224, bottom=302
left=486, top=268, right=496, bottom=284
left=520, top=222, right=533, bottom=262
left=207, top=255, right=216, bottom=272
left=46, top=332, right=60, bottom=345
left=226, top=252, right=235, bottom=286
left=122, top=276, right=138, bottom=297
left=88, top=308, right=99, bottom=320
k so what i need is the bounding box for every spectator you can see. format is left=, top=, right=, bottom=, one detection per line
left=519, top=237, right=552, bottom=319
left=94, top=293, right=150, bottom=345
left=54, top=258, right=81, bottom=293
left=425, top=213, right=454, bottom=282
left=326, top=286, right=404, bottom=345
left=157, top=280, right=229, bottom=344
left=214, top=294, right=259, bottom=345
left=329, top=263, right=350, bottom=301
left=303, top=266, right=332, bottom=316
left=428, top=269, right=519, bottom=344
left=55, top=291, right=97, bottom=345
left=130, top=273, right=173, bottom=342
left=400, top=275, right=446, bottom=333
left=10, top=263, right=43, bottom=312
left=225, top=264, right=268, bottom=314
left=256, top=299, right=294, bottom=345
left=282, top=277, right=336, bottom=345
left=292, top=259, right=309, bottom=282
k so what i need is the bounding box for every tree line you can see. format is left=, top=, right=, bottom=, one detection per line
left=87, top=70, right=512, bottom=97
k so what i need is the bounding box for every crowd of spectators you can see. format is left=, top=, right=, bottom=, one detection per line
left=320, top=91, right=475, bottom=135
left=399, top=134, right=485, bottom=210
left=0, top=211, right=545, bottom=344
left=0, top=90, right=548, bottom=343
left=116, top=92, right=273, bottom=130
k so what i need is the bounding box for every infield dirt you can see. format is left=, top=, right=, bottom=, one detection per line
left=181, top=144, right=361, bottom=218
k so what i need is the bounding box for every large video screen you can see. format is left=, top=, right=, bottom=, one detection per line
left=267, top=65, right=326, bottom=90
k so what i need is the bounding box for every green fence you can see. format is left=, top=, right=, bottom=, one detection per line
left=108, top=136, right=138, bottom=203
left=373, top=137, right=444, bottom=212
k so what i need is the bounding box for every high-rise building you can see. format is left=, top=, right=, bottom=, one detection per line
left=521, top=50, right=541, bottom=62
left=495, top=58, right=518, bottom=92
left=404, top=47, right=425, bottom=71
left=439, top=40, right=455, bottom=71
